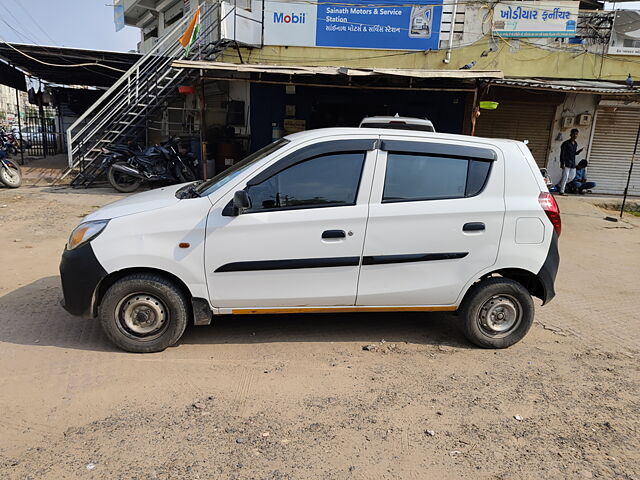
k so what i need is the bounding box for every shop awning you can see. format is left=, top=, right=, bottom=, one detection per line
left=172, top=60, right=504, bottom=80
left=0, top=43, right=141, bottom=88
left=492, top=78, right=639, bottom=95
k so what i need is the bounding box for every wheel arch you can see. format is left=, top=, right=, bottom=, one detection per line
left=92, top=267, right=194, bottom=318
left=460, top=267, right=547, bottom=306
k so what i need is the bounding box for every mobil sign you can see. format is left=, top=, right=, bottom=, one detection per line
left=263, top=0, right=442, bottom=51
left=273, top=12, right=307, bottom=24
left=265, top=1, right=317, bottom=47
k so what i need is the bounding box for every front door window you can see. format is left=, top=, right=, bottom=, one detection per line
left=245, top=152, right=366, bottom=212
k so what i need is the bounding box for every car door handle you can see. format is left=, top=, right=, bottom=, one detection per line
left=463, top=222, right=485, bottom=232
left=322, top=230, right=346, bottom=239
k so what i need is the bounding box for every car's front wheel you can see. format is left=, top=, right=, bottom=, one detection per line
left=460, top=278, right=534, bottom=349
left=99, top=273, right=189, bottom=353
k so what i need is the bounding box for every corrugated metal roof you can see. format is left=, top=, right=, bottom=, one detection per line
left=493, top=78, right=639, bottom=95
left=0, top=43, right=140, bottom=88
left=172, top=60, right=504, bottom=79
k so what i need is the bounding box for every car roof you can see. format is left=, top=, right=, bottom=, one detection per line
left=283, top=127, right=525, bottom=149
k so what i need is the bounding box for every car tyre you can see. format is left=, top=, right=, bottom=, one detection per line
left=99, top=273, right=189, bottom=353
left=460, top=278, right=534, bottom=349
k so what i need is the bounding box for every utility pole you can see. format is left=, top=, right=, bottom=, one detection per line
left=620, top=120, right=640, bottom=218
left=38, top=93, right=47, bottom=159
left=14, top=88, right=25, bottom=165
left=200, top=72, right=208, bottom=179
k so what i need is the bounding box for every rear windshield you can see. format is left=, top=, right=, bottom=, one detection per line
left=360, top=122, right=434, bottom=132
left=196, top=139, right=290, bottom=196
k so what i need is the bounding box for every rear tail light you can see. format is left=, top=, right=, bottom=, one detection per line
left=539, top=192, right=561, bottom=236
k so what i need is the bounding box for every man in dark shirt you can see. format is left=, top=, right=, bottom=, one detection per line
left=558, top=128, right=583, bottom=195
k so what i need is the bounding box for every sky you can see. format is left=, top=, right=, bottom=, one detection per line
left=0, top=0, right=140, bottom=52
left=0, top=0, right=638, bottom=54
left=606, top=2, right=640, bottom=9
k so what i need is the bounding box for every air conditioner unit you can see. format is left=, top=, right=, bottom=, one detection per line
left=578, top=113, right=592, bottom=126
left=561, top=116, right=574, bottom=129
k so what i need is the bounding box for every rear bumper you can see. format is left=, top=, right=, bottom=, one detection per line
left=537, top=232, right=559, bottom=305
left=59, top=243, right=108, bottom=318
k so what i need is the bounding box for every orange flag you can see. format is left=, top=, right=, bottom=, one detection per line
left=179, top=7, right=201, bottom=49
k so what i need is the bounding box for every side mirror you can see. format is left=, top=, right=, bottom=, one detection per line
left=234, top=190, right=251, bottom=210
left=223, top=190, right=251, bottom=217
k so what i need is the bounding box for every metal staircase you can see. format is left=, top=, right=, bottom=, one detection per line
left=64, top=1, right=230, bottom=175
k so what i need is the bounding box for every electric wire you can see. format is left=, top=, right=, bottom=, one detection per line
left=10, top=0, right=59, bottom=46
left=0, top=40, right=127, bottom=72
left=261, top=0, right=581, bottom=14
left=0, top=6, right=127, bottom=81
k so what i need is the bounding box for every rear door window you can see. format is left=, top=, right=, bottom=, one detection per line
left=383, top=153, right=492, bottom=203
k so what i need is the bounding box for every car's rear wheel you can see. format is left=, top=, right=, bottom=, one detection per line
left=460, top=278, right=534, bottom=348
left=99, top=273, right=189, bottom=353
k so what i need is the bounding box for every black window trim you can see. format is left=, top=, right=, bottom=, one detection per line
left=381, top=151, right=494, bottom=204
left=243, top=150, right=368, bottom=214
left=380, top=139, right=497, bottom=161
left=247, top=138, right=377, bottom=186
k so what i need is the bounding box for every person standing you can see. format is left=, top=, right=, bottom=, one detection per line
left=558, top=128, right=583, bottom=195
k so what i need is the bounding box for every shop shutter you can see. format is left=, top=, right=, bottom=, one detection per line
left=475, top=102, right=555, bottom=167
left=588, top=108, right=640, bottom=196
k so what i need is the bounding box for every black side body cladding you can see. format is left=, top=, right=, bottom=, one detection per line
left=537, top=232, right=560, bottom=305
left=216, top=252, right=468, bottom=273
left=215, top=257, right=361, bottom=273
left=363, top=252, right=468, bottom=265
left=59, top=243, right=108, bottom=317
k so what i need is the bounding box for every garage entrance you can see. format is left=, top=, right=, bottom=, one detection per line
left=250, top=83, right=468, bottom=151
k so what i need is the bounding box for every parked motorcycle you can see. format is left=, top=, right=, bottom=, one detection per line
left=70, top=142, right=142, bottom=189
left=0, top=129, right=23, bottom=156
left=107, top=138, right=198, bottom=193
left=0, top=151, right=22, bottom=188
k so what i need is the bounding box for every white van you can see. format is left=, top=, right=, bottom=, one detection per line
left=60, top=128, right=560, bottom=353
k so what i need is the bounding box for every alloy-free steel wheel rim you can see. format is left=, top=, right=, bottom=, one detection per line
left=477, top=294, right=522, bottom=338
left=115, top=293, right=169, bottom=341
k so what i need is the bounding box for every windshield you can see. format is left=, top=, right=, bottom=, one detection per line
left=361, top=122, right=434, bottom=132
left=195, top=138, right=290, bottom=196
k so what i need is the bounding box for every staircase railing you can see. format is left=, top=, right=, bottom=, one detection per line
left=64, top=1, right=224, bottom=174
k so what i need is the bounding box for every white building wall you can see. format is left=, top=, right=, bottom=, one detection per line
left=546, top=93, right=598, bottom=184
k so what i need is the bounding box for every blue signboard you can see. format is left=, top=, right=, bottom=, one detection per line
left=114, top=1, right=125, bottom=32
left=315, top=0, right=442, bottom=51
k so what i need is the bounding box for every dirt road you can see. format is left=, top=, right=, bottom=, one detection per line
left=0, top=185, right=638, bottom=479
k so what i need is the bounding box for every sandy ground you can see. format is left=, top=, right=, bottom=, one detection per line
left=0, top=182, right=639, bottom=480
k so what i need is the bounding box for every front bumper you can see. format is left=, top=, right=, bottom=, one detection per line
left=59, top=243, right=108, bottom=318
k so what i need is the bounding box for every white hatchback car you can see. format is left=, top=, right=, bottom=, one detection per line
left=60, top=128, right=560, bottom=353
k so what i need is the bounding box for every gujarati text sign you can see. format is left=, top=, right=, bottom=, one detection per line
left=492, top=1, right=578, bottom=38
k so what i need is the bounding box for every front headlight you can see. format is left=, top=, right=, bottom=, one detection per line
left=67, top=220, right=109, bottom=250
